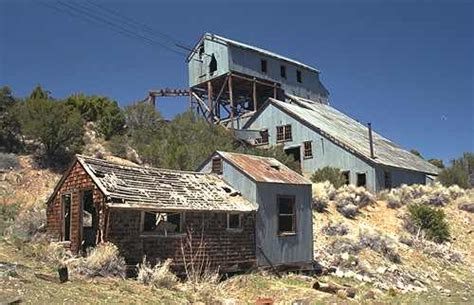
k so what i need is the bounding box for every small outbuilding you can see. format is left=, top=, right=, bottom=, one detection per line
left=46, top=152, right=313, bottom=271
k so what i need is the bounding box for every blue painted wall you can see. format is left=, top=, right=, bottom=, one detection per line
left=188, top=38, right=229, bottom=87
left=245, top=103, right=378, bottom=191
left=199, top=152, right=314, bottom=266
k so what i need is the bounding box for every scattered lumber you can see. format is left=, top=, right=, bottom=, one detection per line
left=312, top=281, right=356, bottom=298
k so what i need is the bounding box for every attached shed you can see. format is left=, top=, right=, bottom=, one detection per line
left=198, top=151, right=313, bottom=268
left=46, top=155, right=258, bottom=271
left=241, top=96, right=440, bottom=192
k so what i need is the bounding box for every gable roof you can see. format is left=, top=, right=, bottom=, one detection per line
left=49, top=155, right=257, bottom=212
left=189, top=33, right=320, bottom=73
left=246, top=96, right=440, bottom=175
left=215, top=151, right=311, bottom=185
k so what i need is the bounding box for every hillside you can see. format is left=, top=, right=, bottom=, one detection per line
left=1, top=153, right=473, bottom=304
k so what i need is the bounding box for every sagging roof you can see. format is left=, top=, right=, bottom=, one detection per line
left=251, top=96, right=440, bottom=175
left=191, top=33, right=320, bottom=73
left=215, top=151, right=311, bottom=185
left=63, top=155, right=257, bottom=212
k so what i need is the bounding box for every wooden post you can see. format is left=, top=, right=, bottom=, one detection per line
left=273, top=83, right=277, bottom=99
left=228, top=73, right=234, bottom=129
left=253, top=77, right=257, bottom=111
left=207, top=81, right=213, bottom=122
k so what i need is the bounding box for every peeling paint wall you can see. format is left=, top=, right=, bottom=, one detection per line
left=375, top=166, right=427, bottom=190
left=188, top=39, right=229, bottom=87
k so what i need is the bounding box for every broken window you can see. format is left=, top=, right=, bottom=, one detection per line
left=82, top=190, right=94, bottom=228
left=227, top=213, right=242, bottom=230
left=303, top=141, right=313, bottom=158
left=276, top=125, right=292, bottom=142
left=198, top=44, right=205, bottom=59
left=261, top=59, right=267, bottom=73
left=256, top=129, right=269, bottom=145
left=209, top=54, right=217, bottom=74
left=142, top=211, right=183, bottom=236
left=384, top=171, right=392, bottom=189
left=278, top=195, right=296, bottom=234
left=296, top=70, right=302, bottom=83
left=280, top=65, right=286, bottom=79
left=342, top=171, right=350, bottom=185
left=211, top=157, right=223, bottom=174
left=61, top=194, right=71, bottom=241
left=357, top=173, right=367, bottom=187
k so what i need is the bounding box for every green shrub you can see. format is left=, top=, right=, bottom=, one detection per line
left=0, top=86, right=23, bottom=152
left=107, top=135, right=129, bottom=159
left=406, top=203, right=450, bottom=243
left=310, top=166, right=346, bottom=188
left=0, top=202, right=20, bottom=236
left=438, top=152, right=473, bottom=189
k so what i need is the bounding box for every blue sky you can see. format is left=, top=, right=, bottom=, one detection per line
left=1, top=0, right=473, bottom=163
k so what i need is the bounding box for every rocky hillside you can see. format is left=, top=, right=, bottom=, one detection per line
left=1, top=153, right=473, bottom=304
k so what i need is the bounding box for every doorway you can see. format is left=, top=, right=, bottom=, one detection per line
left=81, top=190, right=98, bottom=252
left=284, top=146, right=301, bottom=170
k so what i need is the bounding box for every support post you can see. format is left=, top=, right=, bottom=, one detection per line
left=273, top=83, right=277, bottom=99
left=253, top=77, right=257, bottom=111
left=228, top=73, right=234, bottom=129
left=368, top=123, right=375, bottom=159
left=207, top=81, right=213, bottom=122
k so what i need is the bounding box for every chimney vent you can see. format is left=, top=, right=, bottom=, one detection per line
left=368, top=123, right=375, bottom=159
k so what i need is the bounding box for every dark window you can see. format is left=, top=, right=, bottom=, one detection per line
left=342, top=171, right=350, bottom=185
left=280, top=65, right=286, bottom=78
left=303, top=141, right=312, bottom=158
left=198, top=44, right=205, bottom=58
left=142, top=212, right=183, bottom=235
left=227, top=213, right=241, bottom=230
left=276, top=125, right=292, bottom=142
left=61, top=194, right=71, bottom=241
left=256, top=129, right=269, bottom=145
left=278, top=195, right=296, bottom=234
left=296, top=70, right=302, bottom=83
left=82, top=190, right=94, bottom=228
left=209, top=54, right=217, bottom=74
left=357, top=173, right=367, bottom=187
left=384, top=171, right=392, bottom=189
left=261, top=59, right=267, bottom=73
left=211, top=157, right=223, bottom=174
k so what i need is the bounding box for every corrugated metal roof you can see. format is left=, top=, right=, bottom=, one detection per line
left=216, top=151, right=311, bottom=185
left=272, top=96, right=440, bottom=175
left=204, top=33, right=320, bottom=73
left=76, top=155, right=257, bottom=212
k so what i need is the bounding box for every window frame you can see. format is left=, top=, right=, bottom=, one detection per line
left=226, top=213, right=243, bottom=231
left=280, top=65, right=287, bottom=79
left=277, top=195, right=296, bottom=236
left=61, top=193, right=72, bottom=242
left=260, top=59, right=267, bottom=73
left=303, top=141, right=313, bottom=159
left=255, top=129, right=269, bottom=145
left=140, top=211, right=185, bottom=237
left=296, top=70, right=302, bottom=83
left=356, top=173, right=367, bottom=187
left=276, top=124, right=292, bottom=143
left=211, top=157, right=223, bottom=174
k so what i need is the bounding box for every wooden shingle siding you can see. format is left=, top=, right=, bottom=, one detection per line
left=47, top=161, right=104, bottom=253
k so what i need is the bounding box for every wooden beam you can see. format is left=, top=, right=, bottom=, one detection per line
left=253, top=77, right=257, bottom=111
left=231, top=72, right=277, bottom=88
left=207, top=81, right=213, bottom=122
left=228, top=74, right=234, bottom=129
left=273, top=83, right=277, bottom=99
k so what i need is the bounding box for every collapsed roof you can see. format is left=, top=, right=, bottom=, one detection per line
left=247, top=96, right=440, bottom=175
left=51, top=155, right=257, bottom=212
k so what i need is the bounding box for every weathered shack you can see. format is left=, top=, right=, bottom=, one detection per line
left=198, top=151, right=313, bottom=268
left=46, top=155, right=258, bottom=271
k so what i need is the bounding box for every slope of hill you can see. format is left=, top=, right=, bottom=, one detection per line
left=0, top=153, right=473, bottom=304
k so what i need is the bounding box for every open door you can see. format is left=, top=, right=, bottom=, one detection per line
left=284, top=145, right=301, bottom=170
left=81, top=190, right=98, bottom=252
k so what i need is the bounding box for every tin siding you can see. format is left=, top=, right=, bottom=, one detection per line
left=256, top=183, right=313, bottom=266
left=246, top=104, right=378, bottom=191
left=188, top=39, right=230, bottom=87
left=375, top=166, right=427, bottom=191
left=228, top=46, right=329, bottom=103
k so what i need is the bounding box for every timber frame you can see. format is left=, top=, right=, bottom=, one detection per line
left=189, top=71, right=284, bottom=126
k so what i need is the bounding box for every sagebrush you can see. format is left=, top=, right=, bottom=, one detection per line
left=311, top=167, right=347, bottom=188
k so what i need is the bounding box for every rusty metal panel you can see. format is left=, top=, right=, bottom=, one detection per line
left=217, top=151, right=311, bottom=185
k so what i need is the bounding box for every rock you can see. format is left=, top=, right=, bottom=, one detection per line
left=364, top=290, right=376, bottom=299
left=335, top=268, right=344, bottom=278
left=341, top=252, right=350, bottom=260
left=343, top=270, right=356, bottom=278
left=220, top=299, right=237, bottom=305
left=376, top=266, right=387, bottom=274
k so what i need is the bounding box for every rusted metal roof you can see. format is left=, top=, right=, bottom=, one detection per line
left=76, top=155, right=257, bottom=212
left=216, top=151, right=311, bottom=185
